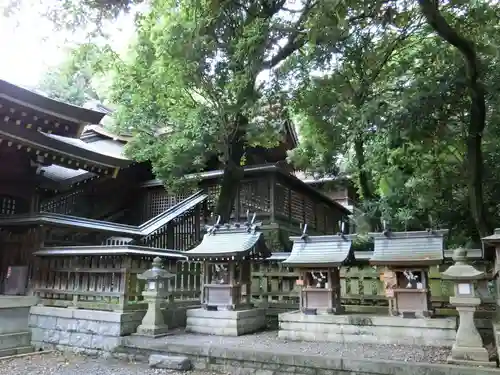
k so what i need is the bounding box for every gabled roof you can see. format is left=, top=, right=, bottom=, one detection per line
left=0, top=117, right=130, bottom=173
left=369, top=230, right=448, bottom=266
left=0, top=79, right=106, bottom=134
left=283, top=234, right=356, bottom=268
left=185, top=222, right=270, bottom=259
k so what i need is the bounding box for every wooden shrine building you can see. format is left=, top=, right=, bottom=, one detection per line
left=282, top=225, right=356, bottom=315
left=369, top=229, right=448, bottom=318
left=184, top=219, right=271, bottom=336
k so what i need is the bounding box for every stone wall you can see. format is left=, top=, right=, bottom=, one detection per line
left=29, top=302, right=198, bottom=354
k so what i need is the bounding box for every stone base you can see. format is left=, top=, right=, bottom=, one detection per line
left=279, top=311, right=457, bottom=346
left=186, top=308, right=266, bottom=336
left=135, top=324, right=169, bottom=338
left=447, top=356, right=496, bottom=367
left=449, top=345, right=492, bottom=364
left=0, top=296, right=38, bottom=357
left=29, top=306, right=142, bottom=353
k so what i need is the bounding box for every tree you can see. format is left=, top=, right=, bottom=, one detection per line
left=36, top=43, right=116, bottom=106
left=107, top=0, right=347, bottom=222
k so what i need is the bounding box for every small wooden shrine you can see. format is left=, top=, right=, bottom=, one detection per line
left=184, top=216, right=270, bottom=336
left=282, top=224, right=355, bottom=315
left=185, top=216, right=270, bottom=311
left=369, top=228, right=448, bottom=318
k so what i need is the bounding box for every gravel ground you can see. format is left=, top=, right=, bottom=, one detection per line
left=134, top=330, right=451, bottom=363
left=0, top=352, right=227, bottom=375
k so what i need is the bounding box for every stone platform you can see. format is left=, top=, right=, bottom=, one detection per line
left=116, top=332, right=497, bottom=375
left=279, top=311, right=457, bottom=346
left=185, top=308, right=266, bottom=336
left=0, top=296, right=38, bottom=357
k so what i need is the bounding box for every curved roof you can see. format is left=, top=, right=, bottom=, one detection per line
left=283, top=234, right=356, bottom=267
left=185, top=223, right=270, bottom=259
left=0, top=79, right=106, bottom=126
left=369, top=230, right=448, bottom=266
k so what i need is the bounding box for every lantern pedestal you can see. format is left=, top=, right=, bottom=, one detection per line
left=134, top=257, right=175, bottom=338
left=136, top=291, right=170, bottom=338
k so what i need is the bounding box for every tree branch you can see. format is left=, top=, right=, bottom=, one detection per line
left=419, top=0, right=490, bottom=237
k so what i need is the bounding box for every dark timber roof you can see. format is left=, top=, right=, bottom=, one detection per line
left=283, top=234, right=356, bottom=267
left=0, top=191, right=207, bottom=236
left=185, top=222, right=270, bottom=259
left=369, top=230, right=448, bottom=266
left=0, top=79, right=106, bottom=127
left=34, top=245, right=187, bottom=259
left=0, top=117, right=130, bottom=171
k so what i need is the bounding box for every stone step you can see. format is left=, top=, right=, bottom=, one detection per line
left=0, top=346, right=34, bottom=358
left=149, top=354, right=191, bottom=371
left=0, top=332, right=31, bottom=350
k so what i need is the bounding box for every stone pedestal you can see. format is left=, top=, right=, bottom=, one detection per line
left=186, top=308, right=266, bottom=336
left=136, top=292, right=169, bottom=338
left=447, top=304, right=494, bottom=366
left=135, top=257, right=175, bottom=338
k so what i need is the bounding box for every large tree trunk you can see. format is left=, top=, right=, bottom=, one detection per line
left=214, top=116, right=246, bottom=223
left=419, top=0, right=491, bottom=238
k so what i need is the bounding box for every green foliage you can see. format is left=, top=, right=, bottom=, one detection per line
left=31, top=0, right=500, bottom=245
left=108, top=0, right=325, bottom=193
left=37, top=43, right=118, bottom=106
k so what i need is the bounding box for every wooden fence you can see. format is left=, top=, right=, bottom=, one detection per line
left=31, top=255, right=202, bottom=311
left=31, top=255, right=496, bottom=317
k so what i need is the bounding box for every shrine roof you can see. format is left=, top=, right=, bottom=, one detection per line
left=369, top=230, right=448, bottom=266
left=0, top=120, right=130, bottom=173
left=0, top=190, right=207, bottom=236
left=0, top=79, right=106, bottom=133
left=283, top=234, right=356, bottom=268
left=38, top=164, right=96, bottom=187
left=185, top=222, right=270, bottom=259
left=34, top=245, right=187, bottom=259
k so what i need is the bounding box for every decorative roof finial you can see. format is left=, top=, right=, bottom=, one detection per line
left=452, top=248, right=467, bottom=265
left=382, top=219, right=390, bottom=236
left=250, top=212, right=256, bottom=225
left=300, top=223, right=308, bottom=240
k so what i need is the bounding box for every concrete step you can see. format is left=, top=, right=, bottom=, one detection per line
left=0, top=346, right=34, bottom=358
left=0, top=332, right=31, bottom=351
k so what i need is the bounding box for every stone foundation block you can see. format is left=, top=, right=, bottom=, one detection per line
left=186, top=308, right=266, bottom=336
left=279, top=311, right=457, bottom=347
left=149, top=354, right=191, bottom=370
left=29, top=306, right=139, bottom=353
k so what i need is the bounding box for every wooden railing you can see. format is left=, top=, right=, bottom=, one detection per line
left=31, top=254, right=202, bottom=311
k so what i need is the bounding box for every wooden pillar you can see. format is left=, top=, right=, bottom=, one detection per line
left=332, top=267, right=342, bottom=313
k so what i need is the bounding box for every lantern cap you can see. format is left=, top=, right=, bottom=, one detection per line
left=138, top=257, right=176, bottom=280
left=442, top=248, right=485, bottom=280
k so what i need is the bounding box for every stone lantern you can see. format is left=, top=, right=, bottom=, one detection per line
left=136, top=257, right=175, bottom=338
left=441, top=248, right=493, bottom=367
